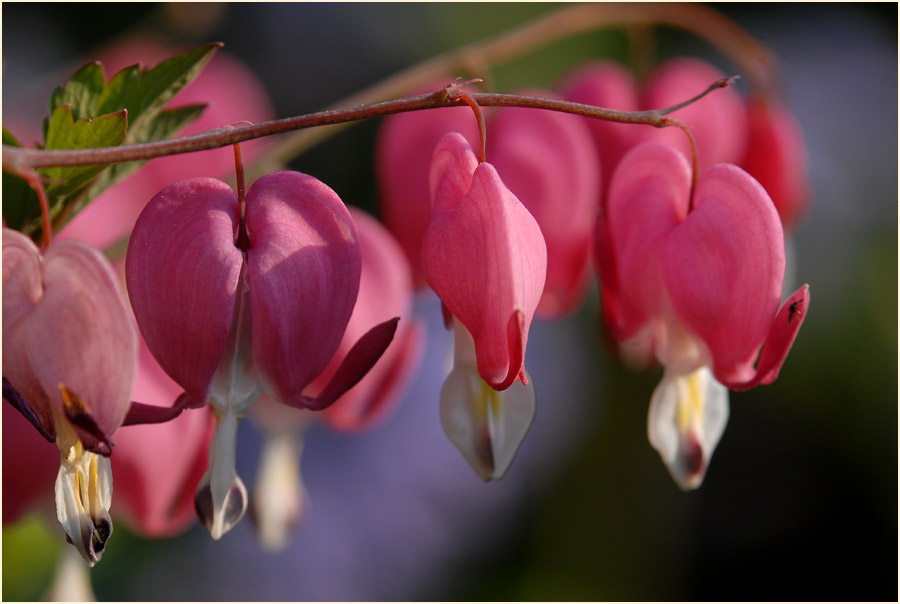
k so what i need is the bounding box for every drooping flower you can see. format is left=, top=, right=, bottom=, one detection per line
left=487, top=90, right=601, bottom=317
left=125, top=171, right=398, bottom=538
left=421, top=132, right=547, bottom=480
left=2, top=228, right=138, bottom=565
left=378, top=85, right=599, bottom=316
left=249, top=207, right=424, bottom=550
left=595, top=141, right=809, bottom=489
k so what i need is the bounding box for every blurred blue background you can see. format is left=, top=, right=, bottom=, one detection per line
left=3, top=3, right=897, bottom=601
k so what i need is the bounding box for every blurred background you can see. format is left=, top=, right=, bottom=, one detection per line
left=3, top=3, right=897, bottom=601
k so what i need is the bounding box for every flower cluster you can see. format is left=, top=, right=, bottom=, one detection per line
left=3, top=35, right=811, bottom=583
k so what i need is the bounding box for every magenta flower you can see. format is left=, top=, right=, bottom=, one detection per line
left=487, top=90, right=601, bottom=317
left=595, top=142, right=809, bottom=489
left=249, top=207, right=424, bottom=550
left=740, top=96, right=810, bottom=229
left=421, top=132, right=547, bottom=480
left=125, top=171, right=397, bottom=538
left=2, top=228, right=137, bottom=565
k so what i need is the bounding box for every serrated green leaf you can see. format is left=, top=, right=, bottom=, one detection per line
left=95, top=43, right=220, bottom=143
left=86, top=103, right=208, bottom=198
left=2, top=127, right=40, bottom=232
left=42, top=105, right=127, bottom=197
left=49, top=61, right=106, bottom=120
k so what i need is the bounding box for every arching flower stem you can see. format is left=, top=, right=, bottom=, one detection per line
left=2, top=77, right=737, bottom=174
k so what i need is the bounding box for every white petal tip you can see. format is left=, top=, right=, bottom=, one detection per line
left=439, top=367, right=536, bottom=481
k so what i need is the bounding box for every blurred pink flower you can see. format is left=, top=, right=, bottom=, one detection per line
left=249, top=207, right=424, bottom=550
left=740, top=95, right=811, bottom=230
left=421, top=133, right=547, bottom=480
left=595, top=141, right=809, bottom=489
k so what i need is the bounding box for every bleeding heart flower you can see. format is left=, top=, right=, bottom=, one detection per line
left=595, top=141, right=809, bottom=489
left=248, top=207, right=424, bottom=550
left=421, top=132, right=547, bottom=480
left=125, top=171, right=398, bottom=538
left=2, top=228, right=137, bottom=565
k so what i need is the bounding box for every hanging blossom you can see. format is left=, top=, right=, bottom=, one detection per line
left=378, top=84, right=599, bottom=317
left=594, top=141, right=809, bottom=489
left=2, top=229, right=137, bottom=565
left=249, top=207, right=424, bottom=551
left=125, top=171, right=398, bottom=539
left=421, top=132, right=547, bottom=480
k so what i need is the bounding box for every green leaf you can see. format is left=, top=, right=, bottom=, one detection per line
left=95, top=43, right=220, bottom=143
left=42, top=105, right=127, bottom=196
left=87, top=102, right=207, bottom=197
left=2, top=128, right=40, bottom=232
left=49, top=61, right=106, bottom=120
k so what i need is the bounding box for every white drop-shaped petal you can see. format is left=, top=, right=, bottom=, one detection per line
left=194, top=409, right=248, bottom=540
left=647, top=365, right=729, bottom=490
left=54, top=440, right=113, bottom=567
left=252, top=428, right=308, bottom=552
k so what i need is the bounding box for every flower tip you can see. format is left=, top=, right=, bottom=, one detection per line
left=194, top=475, right=248, bottom=540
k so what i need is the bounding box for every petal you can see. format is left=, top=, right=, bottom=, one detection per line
left=28, top=239, right=137, bottom=438
left=439, top=361, right=536, bottom=482
left=647, top=366, right=729, bottom=490
left=605, top=142, right=691, bottom=343
left=642, top=57, right=748, bottom=169
left=245, top=171, right=362, bottom=406
left=428, top=131, right=480, bottom=216
left=422, top=160, right=547, bottom=388
left=251, top=428, right=309, bottom=552
left=126, top=178, right=243, bottom=402
left=724, top=284, right=810, bottom=391
left=193, top=410, right=247, bottom=540
left=663, top=164, right=785, bottom=383
left=317, top=208, right=424, bottom=432
left=300, top=317, right=400, bottom=411
left=488, top=91, right=601, bottom=317
left=2, top=228, right=55, bottom=436
left=376, top=85, right=480, bottom=286
left=55, top=446, right=114, bottom=566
